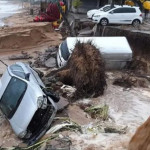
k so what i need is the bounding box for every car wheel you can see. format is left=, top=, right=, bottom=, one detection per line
left=132, top=19, right=140, bottom=27
left=100, top=18, right=108, bottom=26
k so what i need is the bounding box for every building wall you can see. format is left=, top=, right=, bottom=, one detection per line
left=68, top=0, right=109, bottom=13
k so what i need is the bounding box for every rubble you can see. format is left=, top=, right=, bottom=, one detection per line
left=60, top=85, right=76, bottom=98
left=104, top=126, right=127, bottom=134
left=113, top=73, right=150, bottom=88
left=44, top=57, right=56, bottom=68
left=82, top=121, right=127, bottom=135
left=57, top=96, right=69, bottom=111
left=33, top=46, right=58, bottom=68
left=9, top=51, right=32, bottom=60
left=84, top=104, right=109, bottom=120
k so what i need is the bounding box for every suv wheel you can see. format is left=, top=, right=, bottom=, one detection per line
left=100, top=18, right=108, bottom=26
left=132, top=19, right=140, bottom=27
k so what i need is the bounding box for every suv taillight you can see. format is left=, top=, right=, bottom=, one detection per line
left=140, top=14, right=142, bottom=17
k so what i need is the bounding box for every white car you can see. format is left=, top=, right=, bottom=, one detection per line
left=87, top=5, right=120, bottom=19
left=57, top=37, right=132, bottom=70
left=0, top=62, right=58, bottom=145
left=92, top=6, right=142, bottom=26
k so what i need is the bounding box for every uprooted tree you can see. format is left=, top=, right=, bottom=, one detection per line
left=56, top=42, right=107, bottom=99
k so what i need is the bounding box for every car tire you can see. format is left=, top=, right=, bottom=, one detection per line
left=132, top=19, right=140, bottom=27
left=100, top=18, right=108, bottom=26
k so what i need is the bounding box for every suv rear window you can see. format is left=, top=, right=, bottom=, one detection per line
left=113, top=8, right=136, bottom=13
left=0, top=77, right=27, bottom=119
left=10, top=64, right=26, bottom=79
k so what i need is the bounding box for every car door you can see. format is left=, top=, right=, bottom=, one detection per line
left=121, top=8, right=136, bottom=24
left=108, top=8, right=124, bottom=24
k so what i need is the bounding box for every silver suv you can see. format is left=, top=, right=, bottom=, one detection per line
left=0, top=62, right=58, bottom=145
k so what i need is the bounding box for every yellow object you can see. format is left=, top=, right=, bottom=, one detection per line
left=60, top=5, right=66, bottom=19
left=52, top=21, right=59, bottom=27
left=143, top=1, right=150, bottom=10
left=140, top=0, right=145, bottom=3
left=125, top=0, right=134, bottom=6
left=62, top=5, right=66, bottom=13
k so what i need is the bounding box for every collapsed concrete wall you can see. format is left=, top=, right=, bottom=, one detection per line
left=99, top=26, right=150, bottom=74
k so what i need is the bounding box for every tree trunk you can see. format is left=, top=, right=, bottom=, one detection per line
left=121, top=0, right=125, bottom=5
left=111, top=0, right=114, bottom=8
left=132, top=0, right=143, bottom=11
left=57, top=3, right=75, bottom=36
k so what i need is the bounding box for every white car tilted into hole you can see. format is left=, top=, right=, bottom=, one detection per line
left=57, top=37, right=132, bottom=70
left=92, top=5, right=142, bottom=26
left=0, top=62, right=59, bottom=145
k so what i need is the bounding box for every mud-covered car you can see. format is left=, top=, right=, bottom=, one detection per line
left=0, top=62, right=58, bottom=145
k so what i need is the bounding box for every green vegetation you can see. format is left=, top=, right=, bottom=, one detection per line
left=72, top=0, right=82, bottom=9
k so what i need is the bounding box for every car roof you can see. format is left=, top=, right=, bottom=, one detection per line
left=115, top=5, right=139, bottom=8
left=66, top=37, right=132, bottom=54
left=95, top=5, right=140, bottom=14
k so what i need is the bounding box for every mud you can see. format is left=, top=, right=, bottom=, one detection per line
left=0, top=6, right=150, bottom=149
left=0, top=23, right=55, bottom=50
left=67, top=71, right=150, bottom=150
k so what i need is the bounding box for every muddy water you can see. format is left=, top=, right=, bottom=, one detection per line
left=68, top=72, right=150, bottom=150
left=0, top=0, right=22, bottom=26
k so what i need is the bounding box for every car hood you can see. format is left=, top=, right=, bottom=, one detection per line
left=93, top=12, right=107, bottom=17
left=88, top=9, right=100, bottom=14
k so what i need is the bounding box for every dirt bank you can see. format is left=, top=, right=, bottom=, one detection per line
left=0, top=23, right=54, bottom=50
left=99, top=26, right=150, bottom=74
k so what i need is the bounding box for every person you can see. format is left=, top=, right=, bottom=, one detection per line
left=144, top=9, right=149, bottom=19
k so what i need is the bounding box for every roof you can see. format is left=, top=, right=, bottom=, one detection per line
left=66, top=37, right=132, bottom=54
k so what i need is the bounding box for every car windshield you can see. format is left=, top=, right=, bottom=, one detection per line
left=0, top=77, right=27, bottom=119
left=103, top=6, right=112, bottom=12
left=60, top=40, right=70, bottom=61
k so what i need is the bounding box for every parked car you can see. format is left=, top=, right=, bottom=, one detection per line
left=0, top=62, right=59, bottom=145
left=92, top=6, right=142, bottom=26
left=87, top=4, right=120, bottom=19
left=57, top=37, right=132, bottom=70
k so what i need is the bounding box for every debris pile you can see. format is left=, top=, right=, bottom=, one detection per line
left=113, top=73, right=150, bottom=88
left=127, top=58, right=150, bottom=74
left=56, top=42, right=107, bottom=99
left=33, top=46, right=58, bottom=68
left=84, top=104, right=109, bottom=120
left=9, top=51, right=32, bottom=60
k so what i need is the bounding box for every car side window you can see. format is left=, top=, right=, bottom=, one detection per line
left=125, top=8, right=136, bottom=13
left=113, top=8, right=136, bottom=13
left=10, top=64, right=26, bottom=79
left=113, top=8, right=124, bottom=13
